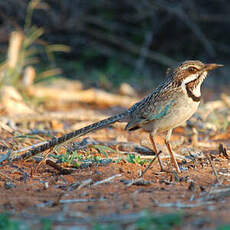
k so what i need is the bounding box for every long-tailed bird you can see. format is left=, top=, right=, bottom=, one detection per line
left=12, top=60, right=223, bottom=173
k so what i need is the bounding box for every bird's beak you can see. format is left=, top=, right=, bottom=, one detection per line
left=203, top=63, right=223, bottom=71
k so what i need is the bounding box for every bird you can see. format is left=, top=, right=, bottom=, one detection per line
left=11, top=60, right=223, bottom=173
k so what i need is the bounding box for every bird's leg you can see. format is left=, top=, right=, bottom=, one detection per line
left=149, top=133, right=164, bottom=171
left=165, top=129, right=181, bottom=173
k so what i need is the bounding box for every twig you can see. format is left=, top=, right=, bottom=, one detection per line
left=92, top=174, right=122, bottom=186
left=140, top=151, right=162, bottom=177
left=206, top=153, right=221, bottom=184
left=59, top=198, right=106, bottom=204
left=46, top=159, right=73, bottom=174
left=153, top=200, right=214, bottom=208
left=36, top=197, right=106, bottom=208
left=66, top=179, right=93, bottom=191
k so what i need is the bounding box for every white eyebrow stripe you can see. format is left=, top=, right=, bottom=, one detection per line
left=180, top=66, right=189, bottom=70
left=180, top=64, right=203, bottom=71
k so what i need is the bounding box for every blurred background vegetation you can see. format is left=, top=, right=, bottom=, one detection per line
left=0, top=0, right=229, bottom=94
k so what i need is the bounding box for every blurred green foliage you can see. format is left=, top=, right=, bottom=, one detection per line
left=0, top=213, right=20, bottom=230
left=93, top=211, right=183, bottom=230
left=51, top=144, right=114, bottom=168
left=0, top=213, right=52, bottom=230
left=217, top=225, right=230, bottom=230
left=126, top=154, right=150, bottom=166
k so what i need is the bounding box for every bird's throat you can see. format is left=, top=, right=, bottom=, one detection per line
left=185, top=84, right=201, bottom=102
left=184, top=71, right=207, bottom=102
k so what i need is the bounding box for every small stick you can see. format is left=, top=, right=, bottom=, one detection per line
left=92, top=174, right=122, bottom=186
left=154, top=200, right=214, bottom=209
left=46, top=159, right=73, bottom=174
left=59, top=198, right=106, bottom=204
left=140, top=151, right=162, bottom=177
left=206, top=153, right=221, bottom=184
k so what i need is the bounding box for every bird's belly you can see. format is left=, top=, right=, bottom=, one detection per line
left=143, top=98, right=199, bottom=132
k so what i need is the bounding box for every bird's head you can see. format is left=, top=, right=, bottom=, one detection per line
left=173, top=60, right=223, bottom=85
left=172, top=60, right=223, bottom=101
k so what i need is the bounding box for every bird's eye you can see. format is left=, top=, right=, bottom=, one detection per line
left=188, top=67, right=197, bottom=73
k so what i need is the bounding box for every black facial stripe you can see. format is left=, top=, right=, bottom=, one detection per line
left=185, top=71, right=206, bottom=102
left=185, top=84, right=200, bottom=102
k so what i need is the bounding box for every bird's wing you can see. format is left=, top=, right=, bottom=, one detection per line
left=125, top=98, right=175, bottom=131
left=125, top=75, right=177, bottom=131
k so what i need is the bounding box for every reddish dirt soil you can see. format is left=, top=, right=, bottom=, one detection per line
left=0, top=122, right=230, bottom=229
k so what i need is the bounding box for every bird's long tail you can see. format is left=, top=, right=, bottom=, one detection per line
left=11, top=111, right=129, bottom=161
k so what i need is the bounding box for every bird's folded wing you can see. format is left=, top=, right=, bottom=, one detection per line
left=125, top=99, right=175, bottom=131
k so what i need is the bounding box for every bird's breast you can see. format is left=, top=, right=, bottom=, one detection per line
left=143, top=94, right=200, bottom=132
